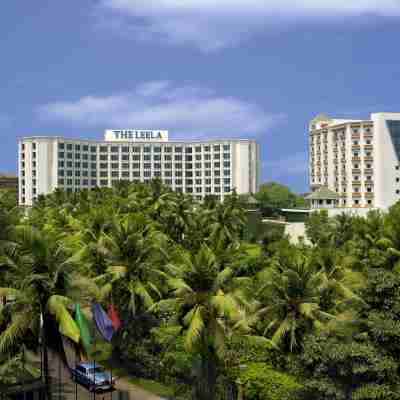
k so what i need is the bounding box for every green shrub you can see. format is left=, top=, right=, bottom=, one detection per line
left=239, top=362, right=302, bottom=400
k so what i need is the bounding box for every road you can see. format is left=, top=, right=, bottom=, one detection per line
left=39, top=347, right=165, bottom=400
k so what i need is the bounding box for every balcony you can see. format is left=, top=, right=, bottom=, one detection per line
left=365, top=192, right=374, bottom=198
left=352, top=145, right=361, bottom=151
left=352, top=168, right=361, bottom=174
left=351, top=134, right=361, bottom=140
left=364, top=156, right=374, bottom=162
left=352, top=192, right=362, bottom=198
left=341, top=158, right=346, bottom=163
left=365, top=181, right=374, bottom=186
left=364, top=168, right=373, bottom=175
left=364, top=144, right=373, bottom=150
left=352, top=181, right=361, bottom=186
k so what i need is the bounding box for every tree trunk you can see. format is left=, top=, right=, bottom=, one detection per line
left=43, top=335, right=52, bottom=400
left=193, top=356, right=217, bottom=400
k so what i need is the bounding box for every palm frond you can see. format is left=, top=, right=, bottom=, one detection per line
left=184, top=306, right=205, bottom=352
left=47, top=295, right=80, bottom=343
left=0, top=312, right=33, bottom=354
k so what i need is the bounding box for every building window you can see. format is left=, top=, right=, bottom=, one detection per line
left=100, top=171, right=108, bottom=177
left=111, top=171, right=119, bottom=177
left=100, top=180, right=108, bottom=186
left=154, top=147, right=161, bottom=153
left=111, top=163, right=118, bottom=169
left=90, top=146, right=97, bottom=153
left=213, top=145, right=220, bottom=151
left=165, top=147, right=172, bottom=153
left=132, top=147, right=141, bottom=153
left=143, top=147, right=151, bottom=153
left=175, top=155, right=182, bottom=161
left=111, top=154, right=118, bottom=161
left=224, top=187, right=230, bottom=193
left=91, top=179, right=97, bottom=186
left=99, top=155, right=108, bottom=161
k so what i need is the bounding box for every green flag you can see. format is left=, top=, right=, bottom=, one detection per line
left=74, top=303, right=92, bottom=352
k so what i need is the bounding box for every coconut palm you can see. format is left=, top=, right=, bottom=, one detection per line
left=0, top=225, right=81, bottom=392
left=154, top=244, right=245, bottom=400
left=254, top=254, right=335, bottom=352
left=99, top=214, right=169, bottom=317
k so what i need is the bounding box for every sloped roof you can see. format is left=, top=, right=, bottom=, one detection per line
left=306, top=186, right=340, bottom=200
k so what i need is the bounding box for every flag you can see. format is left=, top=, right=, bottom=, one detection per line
left=91, top=303, right=113, bottom=342
left=74, top=304, right=92, bottom=352
left=108, top=304, right=121, bottom=331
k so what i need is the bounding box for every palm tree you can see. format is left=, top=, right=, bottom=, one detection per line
left=0, top=226, right=81, bottom=393
left=154, top=244, right=245, bottom=400
left=254, top=254, right=335, bottom=352
left=99, top=214, right=169, bottom=317
left=205, top=195, right=246, bottom=250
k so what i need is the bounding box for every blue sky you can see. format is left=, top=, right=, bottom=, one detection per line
left=1, top=1, right=400, bottom=192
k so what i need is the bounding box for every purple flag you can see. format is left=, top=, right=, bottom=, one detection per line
left=91, top=303, right=114, bottom=342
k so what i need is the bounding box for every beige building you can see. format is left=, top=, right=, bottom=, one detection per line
left=18, top=130, right=260, bottom=206
left=309, top=113, right=400, bottom=210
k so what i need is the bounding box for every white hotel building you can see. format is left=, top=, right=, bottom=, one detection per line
left=309, top=112, right=400, bottom=210
left=18, top=130, right=260, bottom=206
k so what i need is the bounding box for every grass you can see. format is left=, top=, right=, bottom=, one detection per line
left=128, top=377, right=174, bottom=398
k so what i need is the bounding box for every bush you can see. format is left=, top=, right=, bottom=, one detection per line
left=239, top=363, right=302, bottom=400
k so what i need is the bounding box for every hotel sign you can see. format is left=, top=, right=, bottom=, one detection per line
left=104, top=130, right=169, bottom=142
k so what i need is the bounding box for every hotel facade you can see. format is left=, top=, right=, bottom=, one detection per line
left=18, top=130, right=260, bottom=206
left=309, top=112, right=400, bottom=210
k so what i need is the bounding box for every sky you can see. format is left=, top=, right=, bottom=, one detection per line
left=1, top=1, right=400, bottom=192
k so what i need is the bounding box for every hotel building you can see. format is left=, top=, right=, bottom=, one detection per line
left=18, top=130, right=260, bottom=206
left=309, top=112, right=400, bottom=210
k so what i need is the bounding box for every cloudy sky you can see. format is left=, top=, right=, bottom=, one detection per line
left=2, top=1, right=400, bottom=192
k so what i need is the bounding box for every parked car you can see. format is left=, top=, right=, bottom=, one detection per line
left=70, top=362, right=115, bottom=391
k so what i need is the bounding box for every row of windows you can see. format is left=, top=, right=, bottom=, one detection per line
left=58, top=168, right=230, bottom=176
left=58, top=153, right=231, bottom=161
left=58, top=169, right=231, bottom=179
left=57, top=143, right=231, bottom=153
left=57, top=179, right=232, bottom=192
left=57, top=161, right=231, bottom=169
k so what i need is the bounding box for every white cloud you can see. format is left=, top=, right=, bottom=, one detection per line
left=263, top=152, right=308, bottom=176
left=94, top=0, right=400, bottom=51
left=39, top=81, right=285, bottom=138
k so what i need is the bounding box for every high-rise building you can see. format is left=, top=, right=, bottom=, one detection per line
left=18, top=130, right=260, bottom=206
left=309, top=112, right=400, bottom=210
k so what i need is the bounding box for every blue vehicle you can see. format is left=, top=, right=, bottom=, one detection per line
left=70, top=362, right=115, bottom=391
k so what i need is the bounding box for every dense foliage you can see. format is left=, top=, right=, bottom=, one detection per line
left=2, top=182, right=400, bottom=400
